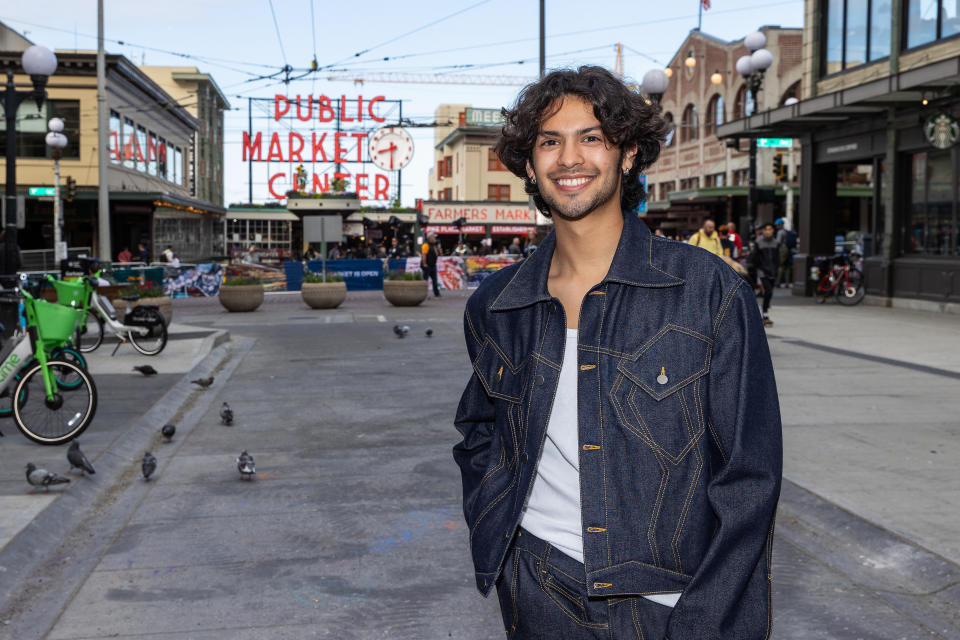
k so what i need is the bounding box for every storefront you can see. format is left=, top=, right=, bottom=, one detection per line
left=223, top=208, right=297, bottom=265
left=420, top=200, right=549, bottom=253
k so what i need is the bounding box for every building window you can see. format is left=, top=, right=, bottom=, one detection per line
left=488, top=184, right=511, bottom=201
left=906, top=0, right=960, bottom=47
left=823, top=0, right=892, bottom=75
left=733, top=168, right=750, bottom=185
left=679, top=177, right=700, bottom=190
left=734, top=86, right=755, bottom=118
left=437, top=159, right=445, bottom=179
left=174, top=147, right=183, bottom=186
left=0, top=99, right=80, bottom=159
left=660, top=181, right=676, bottom=200
left=444, top=156, right=453, bottom=178
left=705, top=95, right=724, bottom=136
left=680, top=104, right=698, bottom=143
left=905, top=150, right=956, bottom=256
left=443, top=187, right=453, bottom=200
left=705, top=172, right=726, bottom=187
left=780, top=80, right=802, bottom=105
left=488, top=147, right=507, bottom=171
left=663, top=112, right=675, bottom=147
left=109, top=111, right=122, bottom=163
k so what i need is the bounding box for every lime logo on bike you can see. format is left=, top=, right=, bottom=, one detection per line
left=0, top=353, right=20, bottom=383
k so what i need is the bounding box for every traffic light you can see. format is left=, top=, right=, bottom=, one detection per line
left=66, top=176, right=77, bottom=201
left=771, top=153, right=785, bottom=181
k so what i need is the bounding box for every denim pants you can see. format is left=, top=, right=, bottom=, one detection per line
left=496, top=528, right=673, bottom=639
left=423, top=265, right=440, bottom=296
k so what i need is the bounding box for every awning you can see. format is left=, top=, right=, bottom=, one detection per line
left=717, top=54, right=960, bottom=139
left=345, top=212, right=418, bottom=223
left=225, top=210, right=298, bottom=221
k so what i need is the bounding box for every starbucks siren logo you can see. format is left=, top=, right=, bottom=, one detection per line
left=924, top=113, right=959, bottom=149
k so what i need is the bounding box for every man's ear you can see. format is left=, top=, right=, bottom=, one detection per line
left=622, top=143, right=638, bottom=172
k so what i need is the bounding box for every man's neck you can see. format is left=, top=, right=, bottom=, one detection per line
left=549, top=206, right=624, bottom=282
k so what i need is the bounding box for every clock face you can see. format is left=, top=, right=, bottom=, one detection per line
left=369, top=126, right=414, bottom=171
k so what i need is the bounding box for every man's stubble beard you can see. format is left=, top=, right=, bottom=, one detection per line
left=539, top=168, right=622, bottom=222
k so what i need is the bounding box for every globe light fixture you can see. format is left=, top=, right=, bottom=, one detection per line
left=684, top=51, right=697, bottom=68
left=736, top=55, right=755, bottom=78
left=664, top=67, right=673, bottom=78
left=710, top=70, right=723, bottom=85
left=20, top=45, right=58, bottom=109
left=641, top=68, right=670, bottom=110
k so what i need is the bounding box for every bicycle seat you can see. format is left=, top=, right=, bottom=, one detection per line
left=121, top=295, right=141, bottom=302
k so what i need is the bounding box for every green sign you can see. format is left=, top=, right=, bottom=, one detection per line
left=757, top=138, right=793, bottom=148
left=464, top=108, right=504, bottom=126
left=28, top=187, right=56, bottom=196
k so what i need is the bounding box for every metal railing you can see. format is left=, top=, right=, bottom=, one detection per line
left=20, top=247, right=93, bottom=272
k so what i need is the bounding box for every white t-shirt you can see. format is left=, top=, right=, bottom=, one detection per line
left=520, top=328, right=681, bottom=608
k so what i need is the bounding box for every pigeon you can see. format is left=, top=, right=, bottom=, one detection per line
left=425, top=328, right=434, bottom=338
left=66, top=441, right=96, bottom=475
left=25, top=463, right=70, bottom=493
left=133, top=365, right=158, bottom=376
left=141, top=451, right=157, bottom=481
left=220, top=402, right=234, bottom=426
left=237, top=450, right=256, bottom=480
left=161, top=423, right=176, bottom=441
left=191, top=376, right=214, bottom=389
left=392, top=324, right=404, bottom=338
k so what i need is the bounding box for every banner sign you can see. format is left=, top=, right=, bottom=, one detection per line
left=463, top=256, right=518, bottom=288
left=163, top=263, right=223, bottom=298
left=423, top=202, right=537, bottom=224
left=304, top=258, right=383, bottom=290
left=425, top=225, right=486, bottom=235
left=491, top=225, right=534, bottom=235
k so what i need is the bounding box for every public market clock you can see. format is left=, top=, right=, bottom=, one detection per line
left=369, top=126, right=414, bottom=171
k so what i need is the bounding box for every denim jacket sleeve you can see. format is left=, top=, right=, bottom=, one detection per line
left=665, top=281, right=783, bottom=640
left=452, top=302, right=497, bottom=522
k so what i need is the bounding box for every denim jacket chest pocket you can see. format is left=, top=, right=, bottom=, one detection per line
left=613, top=325, right=713, bottom=464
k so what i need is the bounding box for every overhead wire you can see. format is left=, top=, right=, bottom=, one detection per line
left=266, top=0, right=288, bottom=68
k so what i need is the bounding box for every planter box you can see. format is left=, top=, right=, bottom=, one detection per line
left=383, top=280, right=428, bottom=307
left=301, top=282, right=347, bottom=309
left=113, top=296, right=173, bottom=326
left=218, top=285, right=264, bottom=312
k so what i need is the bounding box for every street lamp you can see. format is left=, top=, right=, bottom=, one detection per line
left=642, top=68, right=670, bottom=110
left=46, top=118, right=68, bottom=263
left=3, top=44, right=58, bottom=278
left=736, top=30, right=773, bottom=237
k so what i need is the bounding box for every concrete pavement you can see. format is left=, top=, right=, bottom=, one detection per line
left=0, top=289, right=957, bottom=638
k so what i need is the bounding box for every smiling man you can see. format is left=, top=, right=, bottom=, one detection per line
left=453, top=66, right=782, bottom=639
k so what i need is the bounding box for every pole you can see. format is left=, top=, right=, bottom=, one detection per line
left=248, top=97, right=253, bottom=204
left=96, top=0, right=111, bottom=261
left=698, top=0, right=703, bottom=30
left=4, top=72, right=21, bottom=278
left=747, top=137, right=757, bottom=235
left=53, top=151, right=62, bottom=259
left=539, top=0, right=546, bottom=79
left=396, top=101, right=403, bottom=205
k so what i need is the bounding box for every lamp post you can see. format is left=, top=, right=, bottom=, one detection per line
left=641, top=69, right=670, bottom=111
left=45, top=118, right=68, bottom=263
left=3, top=45, right=58, bottom=276
left=736, top=30, right=773, bottom=236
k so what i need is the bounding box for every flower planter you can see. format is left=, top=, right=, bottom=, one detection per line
left=113, top=296, right=173, bottom=326
left=218, top=284, right=264, bottom=312
left=383, top=280, right=428, bottom=307
left=301, top=281, right=347, bottom=309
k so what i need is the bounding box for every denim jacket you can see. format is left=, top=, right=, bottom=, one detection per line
left=453, top=213, right=782, bottom=639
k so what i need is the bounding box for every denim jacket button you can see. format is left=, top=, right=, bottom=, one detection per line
left=548, top=302, right=557, bottom=313
left=521, top=452, right=529, bottom=463
left=535, top=374, right=545, bottom=386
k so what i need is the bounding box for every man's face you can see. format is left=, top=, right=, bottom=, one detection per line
left=527, top=96, right=634, bottom=222
left=728, top=223, right=736, bottom=233
left=704, top=220, right=715, bottom=234
left=763, top=226, right=775, bottom=238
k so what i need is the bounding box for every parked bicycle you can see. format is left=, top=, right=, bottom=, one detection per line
left=811, top=253, right=865, bottom=305
left=51, top=273, right=168, bottom=356
left=0, top=286, right=98, bottom=445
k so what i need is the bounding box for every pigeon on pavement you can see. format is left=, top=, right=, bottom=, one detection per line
left=141, top=451, right=157, bottom=481
left=25, top=463, right=70, bottom=493
left=67, top=441, right=96, bottom=475
left=133, top=365, right=158, bottom=376
left=425, top=328, right=433, bottom=338
left=220, top=402, right=234, bottom=426
left=393, top=325, right=404, bottom=338
left=191, top=376, right=214, bottom=389
left=237, top=450, right=256, bottom=480
left=161, top=423, right=176, bottom=441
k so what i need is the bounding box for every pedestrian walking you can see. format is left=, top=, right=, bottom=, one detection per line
left=774, top=218, right=797, bottom=287
left=688, top=219, right=724, bottom=256
left=718, top=225, right=736, bottom=258
left=750, top=222, right=780, bottom=326
left=421, top=233, right=440, bottom=297
left=727, top=221, right=743, bottom=256
left=454, top=66, right=782, bottom=640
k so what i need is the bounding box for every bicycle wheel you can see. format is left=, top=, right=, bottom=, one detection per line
left=837, top=268, right=866, bottom=306
left=76, top=309, right=104, bottom=353
left=50, top=347, right=87, bottom=389
left=127, top=309, right=168, bottom=356
left=814, top=277, right=831, bottom=304
left=13, top=359, right=97, bottom=445
left=0, top=378, right=26, bottom=419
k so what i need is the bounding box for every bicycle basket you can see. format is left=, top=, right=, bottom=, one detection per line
left=50, top=278, right=88, bottom=307
left=25, top=297, right=83, bottom=344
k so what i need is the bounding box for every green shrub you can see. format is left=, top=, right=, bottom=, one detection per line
left=119, top=284, right=165, bottom=298
left=304, top=273, right=344, bottom=283
left=223, top=277, right=263, bottom=286
left=386, top=270, right=423, bottom=281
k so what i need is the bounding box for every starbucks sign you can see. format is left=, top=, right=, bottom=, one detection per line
left=924, top=112, right=959, bottom=149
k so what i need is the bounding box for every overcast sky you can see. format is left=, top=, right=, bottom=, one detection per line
left=3, top=0, right=804, bottom=208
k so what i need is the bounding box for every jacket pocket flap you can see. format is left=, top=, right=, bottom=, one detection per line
left=616, top=326, right=711, bottom=401
left=586, top=560, right=691, bottom=597
left=473, top=340, right=527, bottom=403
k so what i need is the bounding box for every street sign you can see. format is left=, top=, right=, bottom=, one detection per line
left=757, top=138, right=793, bottom=148
left=28, top=187, right=57, bottom=196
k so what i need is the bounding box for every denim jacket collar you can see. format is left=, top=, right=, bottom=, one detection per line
left=489, top=212, right=685, bottom=312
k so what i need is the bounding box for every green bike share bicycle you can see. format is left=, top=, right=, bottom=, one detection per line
left=0, top=282, right=98, bottom=445
left=54, top=272, right=167, bottom=356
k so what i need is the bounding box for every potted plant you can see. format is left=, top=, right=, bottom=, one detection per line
left=383, top=270, right=428, bottom=307
left=114, top=284, right=173, bottom=325
left=218, top=277, right=264, bottom=312
left=301, top=273, right=347, bottom=309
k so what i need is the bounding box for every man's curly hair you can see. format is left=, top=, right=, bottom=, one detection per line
left=494, top=65, right=668, bottom=216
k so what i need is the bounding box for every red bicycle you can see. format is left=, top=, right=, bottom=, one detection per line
left=812, top=254, right=865, bottom=305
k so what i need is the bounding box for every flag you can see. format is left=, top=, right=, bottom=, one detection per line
left=702, top=0, right=711, bottom=9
